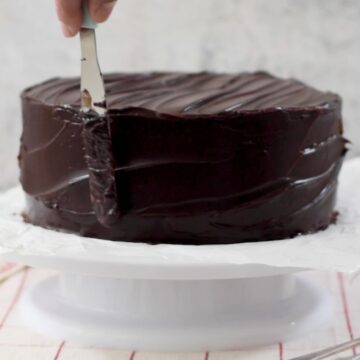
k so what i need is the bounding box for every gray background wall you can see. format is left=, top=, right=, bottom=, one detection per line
left=1, top=0, right=359, bottom=189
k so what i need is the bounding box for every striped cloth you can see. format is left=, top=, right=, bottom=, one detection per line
left=0, top=263, right=359, bottom=359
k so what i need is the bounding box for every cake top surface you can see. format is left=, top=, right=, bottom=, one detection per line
left=23, top=71, right=339, bottom=116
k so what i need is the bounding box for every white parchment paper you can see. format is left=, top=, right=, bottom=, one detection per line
left=0, top=158, right=359, bottom=274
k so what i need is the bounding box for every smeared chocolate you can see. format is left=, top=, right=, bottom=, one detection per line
left=19, top=72, right=347, bottom=245
left=81, top=110, right=120, bottom=227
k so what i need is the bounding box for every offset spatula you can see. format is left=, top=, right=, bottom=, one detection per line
left=80, top=0, right=106, bottom=114
left=79, top=1, right=120, bottom=227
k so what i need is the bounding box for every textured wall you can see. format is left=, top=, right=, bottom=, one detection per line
left=1, top=0, right=359, bottom=189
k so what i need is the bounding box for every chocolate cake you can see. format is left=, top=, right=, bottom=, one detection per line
left=19, top=72, right=347, bottom=245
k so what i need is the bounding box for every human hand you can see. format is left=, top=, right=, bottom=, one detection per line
left=56, top=0, right=117, bottom=37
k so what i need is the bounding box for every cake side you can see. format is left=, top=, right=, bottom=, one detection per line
left=19, top=72, right=347, bottom=245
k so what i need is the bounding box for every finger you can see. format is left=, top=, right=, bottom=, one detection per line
left=89, top=0, right=117, bottom=23
left=61, top=22, right=77, bottom=37
left=56, top=0, right=82, bottom=37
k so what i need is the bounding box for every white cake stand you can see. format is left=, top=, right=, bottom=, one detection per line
left=0, top=249, right=331, bottom=352
left=8, top=153, right=360, bottom=353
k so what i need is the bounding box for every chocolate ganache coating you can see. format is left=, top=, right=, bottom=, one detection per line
left=19, top=72, right=347, bottom=245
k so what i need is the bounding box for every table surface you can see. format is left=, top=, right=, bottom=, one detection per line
left=0, top=263, right=359, bottom=360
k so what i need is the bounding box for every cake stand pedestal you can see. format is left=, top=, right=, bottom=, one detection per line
left=11, top=254, right=333, bottom=351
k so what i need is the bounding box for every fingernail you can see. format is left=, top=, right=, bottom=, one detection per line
left=61, top=23, right=77, bottom=38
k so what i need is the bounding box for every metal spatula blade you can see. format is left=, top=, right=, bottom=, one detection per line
left=80, top=1, right=106, bottom=115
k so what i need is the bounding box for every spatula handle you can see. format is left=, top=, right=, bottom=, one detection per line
left=82, top=0, right=98, bottom=29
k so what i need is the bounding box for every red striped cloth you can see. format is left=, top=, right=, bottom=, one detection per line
left=0, top=263, right=359, bottom=359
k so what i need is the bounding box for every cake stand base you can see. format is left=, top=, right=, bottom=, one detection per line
left=22, top=272, right=333, bottom=351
